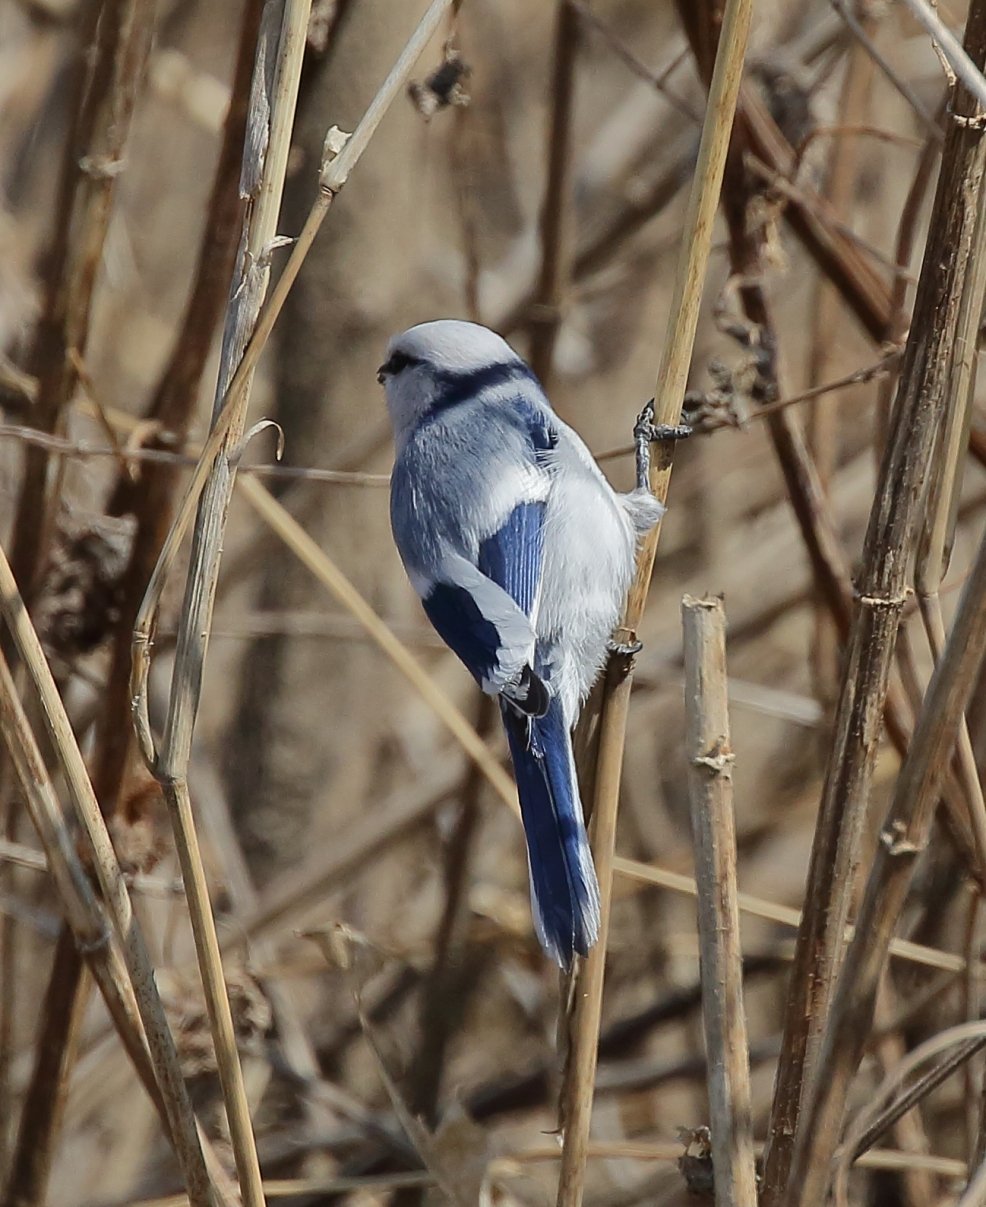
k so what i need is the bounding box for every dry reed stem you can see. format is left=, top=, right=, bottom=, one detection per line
left=138, top=3, right=314, bottom=1201
left=913, top=120, right=986, bottom=874
left=131, top=0, right=455, bottom=743
left=786, top=503, right=986, bottom=1201
left=236, top=476, right=518, bottom=810
left=0, top=0, right=155, bottom=1173
left=130, top=6, right=455, bottom=1202
left=764, top=7, right=986, bottom=1197
left=527, top=0, right=579, bottom=387
left=834, top=1020, right=986, bottom=1204
left=555, top=4, right=752, bottom=1204
left=0, top=547, right=215, bottom=1204
left=899, top=0, right=986, bottom=110
left=0, top=647, right=216, bottom=1207
left=7, top=0, right=154, bottom=602
left=92, top=0, right=264, bottom=815
left=681, top=596, right=757, bottom=1207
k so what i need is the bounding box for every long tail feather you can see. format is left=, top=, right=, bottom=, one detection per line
left=502, top=698, right=600, bottom=968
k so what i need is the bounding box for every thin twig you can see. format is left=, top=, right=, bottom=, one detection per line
left=8, top=0, right=154, bottom=604
left=829, top=0, right=943, bottom=140
left=555, top=4, right=753, bottom=1204
left=898, top=0, right=986, bottom=111
left=527, top=0, right=579, bottom=387
left=681, top=596, right=757, bottom=1207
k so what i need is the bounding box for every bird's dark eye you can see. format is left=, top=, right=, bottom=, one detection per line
left=377, top=350, right=421, bottom=381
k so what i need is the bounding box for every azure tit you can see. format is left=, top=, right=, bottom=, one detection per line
left=380, top=320, right=662, bottom=968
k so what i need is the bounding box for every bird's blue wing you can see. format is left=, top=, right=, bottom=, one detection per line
left=476, top=394, right=557, bottom=617
left=422, top=580, right=504, bottom=688
left=477, top=500, right=545, bottom=618
left=395, top=391, right=558, bottom=706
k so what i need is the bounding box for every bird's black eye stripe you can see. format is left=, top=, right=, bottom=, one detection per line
left=380, top=350, right=422, bottom=377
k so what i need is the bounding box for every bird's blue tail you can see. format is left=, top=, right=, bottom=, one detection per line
left=502, top=697, right=600, bottom=968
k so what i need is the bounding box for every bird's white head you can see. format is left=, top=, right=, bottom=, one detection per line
left=378, top=320, right=527, bottom=439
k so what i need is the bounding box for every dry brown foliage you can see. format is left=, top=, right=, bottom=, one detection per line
left=4, top=1, right=986, bottom=1205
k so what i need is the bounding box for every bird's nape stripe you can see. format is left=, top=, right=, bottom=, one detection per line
left=430, top=361, right=539, bottom=413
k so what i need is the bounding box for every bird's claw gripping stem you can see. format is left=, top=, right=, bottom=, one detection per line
left=634, top=400, right=691, bottom=488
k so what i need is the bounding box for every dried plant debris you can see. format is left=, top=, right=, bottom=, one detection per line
left=35, top=511, right=134, bottom=671
left=173, top=968, right=274, bottom=1082
left=107, top=771, right=171, bottom=875
left=408, top=46, right=471, bottom=120
left=677, top=1126, right=715, bottom=1199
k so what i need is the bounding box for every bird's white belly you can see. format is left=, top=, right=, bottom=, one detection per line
left=537, top=477, right=636, bottom=720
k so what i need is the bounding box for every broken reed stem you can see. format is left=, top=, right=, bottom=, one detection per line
left=554, top=4, right=753, bottom=1204
left=131, top=4, right=454, bottom=1203
left=787, top=518, right=986, bottom=1204
left=681, top=596, right=757, bottom=1207
left=527, top=0, right=579, bottom=387
left=765, top=6, right=986, bottom=1198
left=0, top=545, right=214, bottom=1205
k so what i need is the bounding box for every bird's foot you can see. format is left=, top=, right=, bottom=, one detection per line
left=635, top=403, right=693, bottom=445
left=633, top=402, right=692, bottom=487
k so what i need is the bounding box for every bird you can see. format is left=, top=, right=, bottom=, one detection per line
left=380, top=319, right=663, bottom=968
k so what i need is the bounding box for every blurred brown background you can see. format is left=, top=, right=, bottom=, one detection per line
left=1, top=0, right=983, bottom=1203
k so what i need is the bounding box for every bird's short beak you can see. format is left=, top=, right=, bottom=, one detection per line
left=376, top=364, right=387, bottom=385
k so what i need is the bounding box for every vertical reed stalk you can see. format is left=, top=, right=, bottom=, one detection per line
left=554, top=4, right=753, bottom=1203
left=682, top=596, right=757, bottom=1207
left=764, top=6, right=986, bottom=1198
left=527, top=0, right=579, bottom=387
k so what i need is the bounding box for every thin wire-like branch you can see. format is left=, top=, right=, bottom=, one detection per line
left=567, top=0, right=699, bottom=122
left=555, top=5, right=753, bottom=1204
left=829, top=0, right=943, bottom=140
left=681, top=596, right=757, bottom=1207
left=898, top=0, right=986, bottom=110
